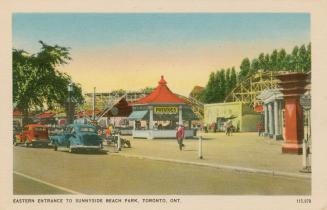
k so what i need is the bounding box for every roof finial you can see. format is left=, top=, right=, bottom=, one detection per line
left=159, top=75, right=167, bottom=85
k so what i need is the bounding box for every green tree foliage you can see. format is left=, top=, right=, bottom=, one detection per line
left=298, top=44, right=308, bottom=72
left=264, top=54, right=271, bottom=71
left=230, top=67, right=237, bottom=90
left=225, top=68, right=231, bottom=96
left=218, top=70, right=226, bottom=102
left=250, top=58, right=260, bottom=76
left=291, top=46, right=299, bottom=72
left=141, top=87, right=155, bottom=94
left=111, top=89, right=127, bottom=95
left=13, top=41, right=84, bottom=125
left=270, top=49, right=278, bottom=71
left=305, top=43, right=311, bottom=72
left=202, top=72, right=216, bottom=103
left=277, top=49, right=287, bottom=70
left=238, top=58, right=251, bottom=81
left=258, top=53, right=265, bottom=70
left=189, top=86, right=204, bottom=101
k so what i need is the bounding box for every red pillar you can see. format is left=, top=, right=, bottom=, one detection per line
left=276, top=73, right=308, bottom=154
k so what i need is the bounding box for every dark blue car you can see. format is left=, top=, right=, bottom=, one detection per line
left=51, top=124, right=103, bottom=153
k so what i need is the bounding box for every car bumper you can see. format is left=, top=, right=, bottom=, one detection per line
left=70, top=145, right=102, bottom=150
left=31, top=139, right=50, bottom=144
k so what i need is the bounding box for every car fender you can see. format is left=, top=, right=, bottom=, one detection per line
left=68, top=136, right=80, bottom=146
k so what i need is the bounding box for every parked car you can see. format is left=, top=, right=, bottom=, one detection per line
left=14, top=124, right=50, bottom=147
left=51, top=124, right=103, bottom=153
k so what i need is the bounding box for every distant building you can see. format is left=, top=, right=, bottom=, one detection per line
left=204, top=102, right=261, bottom=132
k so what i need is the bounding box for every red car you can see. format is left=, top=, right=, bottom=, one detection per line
left=14, top=124, right=50, bottom=147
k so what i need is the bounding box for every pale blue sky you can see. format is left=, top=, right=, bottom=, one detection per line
left=12, top=13, right=310, bottom=95
left=13, top=13, right=310, bottom=51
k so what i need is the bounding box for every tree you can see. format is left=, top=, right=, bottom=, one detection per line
left=111, top=89, right=126, bottom=95
left=230, top=67, right=237, bottom=91
left=225, top=68, right=231, bottom=96
left=264, top=54, right=271, bottom=71
left=270, top=49, right=278, bottom=71
left=203, top=72, right=216, bottom=103
left=212, top=71, right=221, bottom=102
left=277, top=49, right=287, bottom=70
left=305, top=43, right=311, bottom=72
left=298, top=44, right=307, bottom=72
left=284, top=54, right=293, bottom=71
left=218, top=69, right=226, bottom=102
left=189, top=86, right=205, bottom=101
left=250, top=58, right=260, bottom=76
left=291, top=46, right=299, bottom=72
left=258, top=53, right=265, bottom=70
left=239, top=58, right=251, bottom=81
left=141, top=87, right=155, bottom=94
left=13, top=41, right=84, bottom=125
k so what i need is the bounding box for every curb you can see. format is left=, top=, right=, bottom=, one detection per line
left=110, top=153, right=311, bottom=180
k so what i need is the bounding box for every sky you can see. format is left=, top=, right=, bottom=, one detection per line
left=12, top=13, right=310, bottom=96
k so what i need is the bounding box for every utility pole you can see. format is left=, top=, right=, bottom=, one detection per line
left=93, top=87, right=96, bottom=121
left=300, top=94, right=311, bottom=173
left=198, top=135, right=203, bottom=159
left=67, top=83, right=74, bottom=124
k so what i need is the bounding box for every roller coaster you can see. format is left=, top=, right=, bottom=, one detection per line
left=224, top=70, right=282, bottom=107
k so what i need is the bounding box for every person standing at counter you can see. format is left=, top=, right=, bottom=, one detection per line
left=176, top=124, right=185, bottom=151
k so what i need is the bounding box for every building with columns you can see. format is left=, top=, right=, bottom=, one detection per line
left=128, top=76, right=197, bottom=139
left=257, top=89, right=284, bottom=140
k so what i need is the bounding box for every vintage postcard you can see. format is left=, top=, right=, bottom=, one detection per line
left=1, top=0, right=327, bottom=210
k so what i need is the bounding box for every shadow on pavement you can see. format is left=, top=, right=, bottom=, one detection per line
left=58, top=150, right=109, bottom=155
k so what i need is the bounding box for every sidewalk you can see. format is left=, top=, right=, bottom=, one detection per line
left=105, top=132, right=310, bottom=179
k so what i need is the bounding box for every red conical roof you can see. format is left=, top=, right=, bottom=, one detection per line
left=134, top=76, right=185, bottom=104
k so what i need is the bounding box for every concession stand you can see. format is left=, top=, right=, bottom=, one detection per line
left=128, top=76, right=197, bottom=139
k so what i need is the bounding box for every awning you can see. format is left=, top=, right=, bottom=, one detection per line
left=128, top=110, right=148, bottom=120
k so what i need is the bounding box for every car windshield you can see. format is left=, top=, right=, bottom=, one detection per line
left=79, top=127, right=96, bottom=133
left=33, top=127, right=47, bottom=132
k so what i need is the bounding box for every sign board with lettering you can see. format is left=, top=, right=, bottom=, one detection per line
left=154, top=107, right=178, bottom=114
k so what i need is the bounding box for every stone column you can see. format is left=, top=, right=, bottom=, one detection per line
left=276, top=73, right=308, bottom=154
left=268, top=103, right=274, bottom=138
left=274, top=100, right=281, bottom=140
left=178, top=105, right=183, bottom=125
left=264, top=104, right=269, bottom=136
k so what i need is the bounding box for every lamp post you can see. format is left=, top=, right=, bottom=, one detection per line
left=67, top=83, right=74, bottom=124
left=299, top=94, right=311, bottom=173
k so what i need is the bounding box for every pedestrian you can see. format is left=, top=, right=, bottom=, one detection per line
left=176, top=124, right=185, bottom=151
left=224, top=121, right=228, bottom=135
left=256, top=121, right=264, bottom=136
left=105, top=126, right=111, bottom=144
left=225, top=120, right=233, bottom=136
left=204, top=124, right=208, bottom=133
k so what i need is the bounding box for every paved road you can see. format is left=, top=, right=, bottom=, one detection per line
left=13, top=146, right=310, bottom=195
